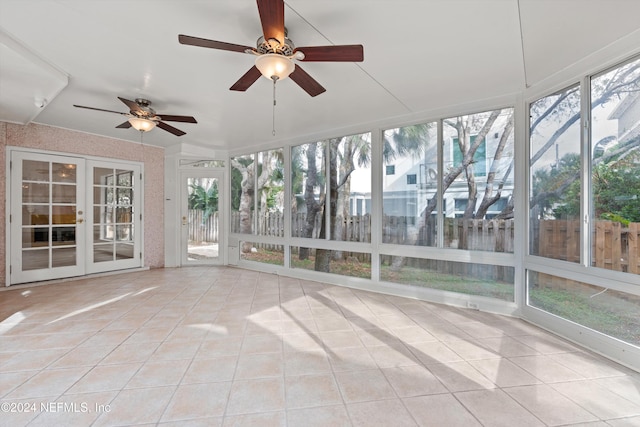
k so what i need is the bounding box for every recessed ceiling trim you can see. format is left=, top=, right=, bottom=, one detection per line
left=0, top=27, right=68, bottom=124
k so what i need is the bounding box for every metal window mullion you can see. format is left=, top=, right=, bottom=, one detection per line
left=437, top=119, right=444, bottom=249
left=514, top=94, right=527, bottom=310
left=325, top=140, right=330, bottom=241
left=370, top=129, right=382, bottom=282
left=580, top=76, right=591, bottom=268
left=284, top=145, right=291, bottom=268
left=254, top=152, right=259, bottom=236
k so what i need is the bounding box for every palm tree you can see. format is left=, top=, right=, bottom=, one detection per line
left=188, top=181, right=218, bottom=223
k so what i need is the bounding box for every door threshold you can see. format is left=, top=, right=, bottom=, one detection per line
left=2, top=267, right=150, bottom=291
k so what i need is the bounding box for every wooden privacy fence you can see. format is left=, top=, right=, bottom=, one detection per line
left=455, top=218, right=514, bottom=253
left=227, top=211, right=514, bottom=253
left=536, top=219, right=640, bottom=273
left=188, top=210, right=219, bottom=243
left=384, top=216, right=515, bottom=253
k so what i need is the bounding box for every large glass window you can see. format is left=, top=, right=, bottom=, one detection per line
left=291, top=141, right=326, bottom=240
left=529, top=87, right=581, bottom=262
left=442, top=108, right=515, bottom=252
left=257, top=149, right=284, bottom=237
left=240, top=242, right=284, bottom=266
left=528, top=271, right=640, bottom=346
left=382, top=122, right=437, bottom=246
left=231, top=154, right=255, bottom=235
left=381, top=256, right=514, bottom=302
left=290, top=133, right=371, bottom=273
left=330, top=133, right=372, bottom=243
left=290, top=247, right=371, bottom=279
left=590, top=58, right=640, bottom=275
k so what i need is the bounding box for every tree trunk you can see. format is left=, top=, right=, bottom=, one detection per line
left=231, top=158, right=255, bottom=253
left=476, top=114, right=514, bottom=218
left=300, top=142, right=323, bottom=260
left=333, top=138, right=355, bottom=260
left=315, top=139, right=340, bottom=272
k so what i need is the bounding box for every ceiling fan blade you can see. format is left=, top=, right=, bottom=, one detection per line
left=116, top=121, right=132, bottom=129
left=257, top=0, right=285, bottom=47
left=118, top=97, right=144, bottom=114
left=230, top=66, right=263, bottom=92
left=158, top=114, right=197, bottom=123
left=294, top=45, right=364, bottom=62
left=289, top=65, right=326, bottom=97
left=157, top=121, right=186, bottom=137
left=73, top=105, right=127, bottom=115
left=178, top=34, right=254, bottom=53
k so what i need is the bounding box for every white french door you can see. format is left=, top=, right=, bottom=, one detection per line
left=8, top=151, right=142, bottom=285
left=86, top=160, right=142, bottom=274
left=10, top=152, right=86, bottom=283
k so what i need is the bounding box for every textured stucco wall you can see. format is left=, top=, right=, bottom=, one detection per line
left=0, top=122, right=164, bottom=285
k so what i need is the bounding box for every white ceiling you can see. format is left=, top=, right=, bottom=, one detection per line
left=2, top=0, right=640, bottom=152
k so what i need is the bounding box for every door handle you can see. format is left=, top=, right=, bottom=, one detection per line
left=76, top=218, right=84, bottom=224
left=182, top=216, right=187, bottom=225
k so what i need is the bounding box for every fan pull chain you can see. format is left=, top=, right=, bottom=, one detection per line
left=272, top=76, right=278, bottom=136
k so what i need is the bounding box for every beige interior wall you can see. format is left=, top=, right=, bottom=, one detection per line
left=0, top=122, right=165, bottom=285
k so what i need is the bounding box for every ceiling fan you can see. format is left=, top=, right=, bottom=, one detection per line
left=178, top=0, right=364, bottom=97
left=73, top=97, right=197, bottom=136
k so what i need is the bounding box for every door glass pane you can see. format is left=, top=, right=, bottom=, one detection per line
left=52, top=206, right=76, bottom=224
left=115, top=243, right=134, bottom=260
left=22, top=249, right=49, bottom=270
left=52, top=226, right=75, bottom=246
left=94, top=167, right=113, bottom=183
left=22, top=228, right=48, bottom=248
left=52, top=184, right=76, bottom=203
left=116, top=188, right=132, bottom=204
left=115, top=206, right=132, bottom=223
left=94, top=206, right=113, bottom=223
left=94, top=244, right=113, bottom=263
left=117, top=170, right=133, bottom=186
left=23, top=183, right=49, bottom=203
left=116, top=225, right=132, bottom=242
left=52, top=247, right=76, bottom=267
left=94, top=225, right=114, bottom=240
left=22, top=205, right=49, bottom=225
left=23, top=161, right=49, bottom=181
left=180, top=159, right=225, bottom=168
left=186, top=177, right=219, bottom=261
left=52, top=163, right=77, bottom=183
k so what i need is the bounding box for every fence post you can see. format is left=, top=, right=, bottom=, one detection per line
left=629, top=223, right=639, bottom=274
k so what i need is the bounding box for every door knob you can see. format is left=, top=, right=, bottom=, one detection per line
left=76, top=218, right=84, bottom=224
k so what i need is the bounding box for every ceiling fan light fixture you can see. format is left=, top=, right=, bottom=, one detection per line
left=255, top=53, right=294, bottom=80
left=128, top=117, right=156, bottom=132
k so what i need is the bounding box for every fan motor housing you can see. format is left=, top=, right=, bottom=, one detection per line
left=134, top=98, right=156, bottom=117
left=256, top=36, right=295, bottom=56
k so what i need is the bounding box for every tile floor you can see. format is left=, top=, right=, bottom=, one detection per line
left=0, top=266, right=639, bottom=426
